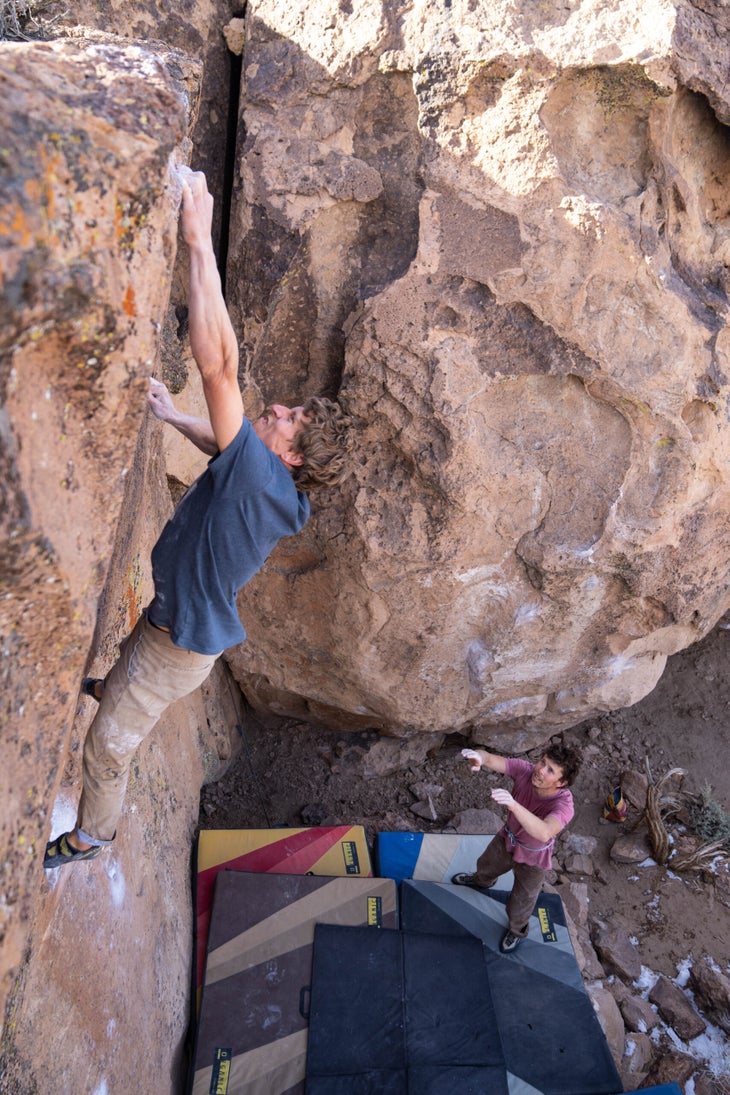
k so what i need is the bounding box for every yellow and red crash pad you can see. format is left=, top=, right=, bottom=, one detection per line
left=194, top=827, right=372, bottom=1008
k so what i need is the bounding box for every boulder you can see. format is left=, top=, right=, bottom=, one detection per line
left=586, top=983, right=625, bottom=1070
left=564, top=833, right=598, bottom=856
left=590, top=920, right=642, bottom=983
left=610, top=831, right=653, bottom=864
left=640, top=1047, right=697, bottom=1089
left=564, top=852, right=594, bottom=875
left=619, top=993, right=661, bottom=1035
left=0, top=31, right=203, bottom=1075
left=649, top=973, right=707, bottom=1042
left=620, top=769, right=649, bottom=810
left=688, top=955, right=730, bottom=1034
left=225, top=0, right=730, bottom=743
left=558, top=881, right=590, bottom=929
left=620, top=1031, right=654, bottom=1090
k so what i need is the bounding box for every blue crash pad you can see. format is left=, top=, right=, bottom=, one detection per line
left=375, top=830, right=514, bottom=889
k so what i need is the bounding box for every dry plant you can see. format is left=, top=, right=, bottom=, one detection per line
left=631, top=759, right=686, bottom=864
left=632, top=763, right=730, bottom=876
left=0, top=0, right=61, bottom=39
left=0, top=0, right=33, bottom=38
left=671, top=837, right=727, bottom=873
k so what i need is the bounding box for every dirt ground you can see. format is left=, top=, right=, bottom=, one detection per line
left=199, top=622, right=730, bottom=1060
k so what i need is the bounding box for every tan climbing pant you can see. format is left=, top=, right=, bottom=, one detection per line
left=473, top=831, right=546, bottom=938
left=76, top=612, right=217, bottom=844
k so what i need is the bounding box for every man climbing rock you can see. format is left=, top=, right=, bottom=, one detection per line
left=44, top=168, right=352, bottom=869
left=452, top=743, right=581, bottom=953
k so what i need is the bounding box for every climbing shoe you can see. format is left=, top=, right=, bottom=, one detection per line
left=43, top=832, right=102, bottom=869
left=499, top=930, right=524, bottom=953
left=451, top=872, right=491, bottom=893
left=81, top=677, right=105, bottom=703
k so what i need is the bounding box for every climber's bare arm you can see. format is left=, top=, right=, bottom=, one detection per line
left=147, top=378, right=218, bottom=456
left=178, top=168, right=244, bottom=453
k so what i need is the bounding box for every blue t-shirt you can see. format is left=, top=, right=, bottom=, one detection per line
left=148, top=418, right=310, bottom=655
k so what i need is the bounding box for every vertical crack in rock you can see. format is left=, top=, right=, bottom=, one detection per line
left=219, top=7, right=246, bottom=299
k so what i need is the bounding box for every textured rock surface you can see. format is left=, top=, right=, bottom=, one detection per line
left=225, top=0, right=730, bottom=746
left=649, top=971, right=707, bottom=1041
left=0, top=32, right=214, bottom=1092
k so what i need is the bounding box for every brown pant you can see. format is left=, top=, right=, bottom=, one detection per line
left=474, top=831, right=546, bottom=938
left=77, top=613, right=216, bottom=844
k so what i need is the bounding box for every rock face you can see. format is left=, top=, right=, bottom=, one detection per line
left=225, top=0, right=730, bottom=746
left=0, top=31, right=217, bottom=1093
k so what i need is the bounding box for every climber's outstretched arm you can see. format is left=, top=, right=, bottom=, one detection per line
left=178, top=168, right=244, bottom=453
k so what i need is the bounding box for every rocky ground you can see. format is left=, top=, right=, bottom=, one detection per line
left=199, top=624, right=730, bottom=1093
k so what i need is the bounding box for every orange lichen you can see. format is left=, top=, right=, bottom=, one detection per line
left=123, top=285, right=136, bottom=317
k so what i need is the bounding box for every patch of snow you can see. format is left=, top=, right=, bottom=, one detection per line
left=627, top=874, right=639, bottom=881
left=92, top=1081, right=108, bottom=1095
left=675, top=957, right=692, bottom=989
left=684, top=1025, right=730, bottom=1077
left=633, top=965, right=657, bottom=993
left=638, top=857, right=658, bottom=867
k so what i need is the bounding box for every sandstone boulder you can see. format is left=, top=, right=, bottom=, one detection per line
left=649, top=972, right=707, bottom=1042
left=688, top=955, right=730, bottom=1034
left=586, top=982, right=625, bottom=1069
left=620, top=1031, right=654, bottom=1091
left=590, top=919, right=642, bottom=982
left=620, top=768, right=649, bottom=810
left=223, top=0, right=730, bottom=744
left=619, top=992, right=661, bottom=1035
left=611, top=831, right=654, bottom=863
left=0, top=30, right=215, bottom=1094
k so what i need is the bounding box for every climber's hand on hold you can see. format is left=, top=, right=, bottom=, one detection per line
left=147, top=377, right=177, bottom=424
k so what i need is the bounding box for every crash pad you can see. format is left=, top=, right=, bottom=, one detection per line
left=305, top=923, right=508, bottom=1094
left=191, top=871, right=396, bottom=1095
left=193, top=827, right=372, bottom=1012
left=375, top=830, right=514, bottom=890
left=305, top=885, right=622, bottom=1095
left=400, top=879, right=585, bottom=992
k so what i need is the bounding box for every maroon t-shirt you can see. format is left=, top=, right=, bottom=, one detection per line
left=500, top=758, right=574, bottom=869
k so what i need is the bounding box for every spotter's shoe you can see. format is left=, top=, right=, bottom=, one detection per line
left=499, top=930, right=524, bottom=953
left=451, top=872, right=491, bottom=893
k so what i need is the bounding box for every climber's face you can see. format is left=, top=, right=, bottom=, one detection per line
left=531, top=754, right=567, bottom=796
left=253, top=404, right=309, bottom=468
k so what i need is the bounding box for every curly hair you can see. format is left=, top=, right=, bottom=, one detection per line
left=291, top=396, right=353, bottom=492
left=544, top=743, right=582, bottom=787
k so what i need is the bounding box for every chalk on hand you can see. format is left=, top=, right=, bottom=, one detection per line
left=461, top=748, right=481, bottom=760
left=168, top=161, right=194, bottom=207
left=172, top=162, right=194, bottom=185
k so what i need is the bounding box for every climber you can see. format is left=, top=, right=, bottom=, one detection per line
left=43, top=168, right=352, bottom=870
left=451, top=742, right=581, bottom=953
